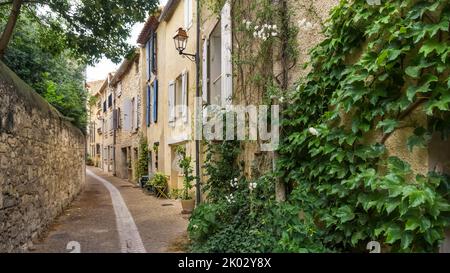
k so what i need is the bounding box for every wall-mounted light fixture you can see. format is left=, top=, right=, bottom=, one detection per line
left=173, top=27, right=196, bottom=62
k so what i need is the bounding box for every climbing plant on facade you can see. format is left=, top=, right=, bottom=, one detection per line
left=279, top=0, right=450, bottom=252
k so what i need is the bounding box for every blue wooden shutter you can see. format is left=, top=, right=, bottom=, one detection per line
left=152, top=33, right=157, bottom=73
left=153, top=79, right=158, bottom=123
left=146, top=85, right=151, bottom=126
left=146, top=41, right=151, bottom=80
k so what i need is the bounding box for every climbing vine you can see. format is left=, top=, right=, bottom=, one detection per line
left=279, top=0, right=450, bottom=252
left=190, top=0, right=450, bottom=253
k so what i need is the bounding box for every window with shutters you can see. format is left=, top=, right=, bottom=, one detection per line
left=175, top=76, right=183, bottom=119
left=168, top=81, right=175, bottom=124
left=208, top=22, right=222, bottom=106
left=172, top=72, right=188, bottom=123
left=204, top=2, right=233, bottom=107
left=150, top=80, right=158, bottom=124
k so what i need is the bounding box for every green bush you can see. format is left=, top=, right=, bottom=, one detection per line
left=147, top=172, right=169, bottom=188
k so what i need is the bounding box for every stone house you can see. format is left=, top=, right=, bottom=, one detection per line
left=110, top=51, right=143, bottom=181
left=137, top=0, right=198, bottom=194
left=95, top=73, right=116, bottom=175
left=86, top=80, right=105, bottom=168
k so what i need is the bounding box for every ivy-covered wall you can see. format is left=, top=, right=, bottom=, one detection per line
left=193, top=0, right=450, bottom=253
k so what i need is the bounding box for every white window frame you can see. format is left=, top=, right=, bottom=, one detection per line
left=184, top=0, right=193, bottom=30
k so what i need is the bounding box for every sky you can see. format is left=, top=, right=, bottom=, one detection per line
left=86, top=0, right=168, bottom=82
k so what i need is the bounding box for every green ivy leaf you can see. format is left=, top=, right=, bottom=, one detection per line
left=409, top=190, right=427, bottom=207
left=385, top=201, right=400, bottom=215
left=407, top=127, right=431, bottom=151
left=400, top=232, right=414, bottom=250
left=351, top=230, right=365, bottom=246
left=426, top=92, right=450, bottom=115
left=405, top=66, right=422, bottom=78
left=405, top=218, right=420, bottom=231
left=336, top=205, right=355, bottom=223
left=406, top=74, right=438, bottom=101
left=385, top=225, right=402, bottom=244
left=419, top=40, right=447, bottom=57
left=424, top=229, right=442, bottom=245
left=376, top=119, right=398, bottom=134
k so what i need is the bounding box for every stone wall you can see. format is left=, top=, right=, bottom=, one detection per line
left=0, top=61, right=86, bottom=252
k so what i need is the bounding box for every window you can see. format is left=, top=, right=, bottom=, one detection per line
left=148, top=80, right=159, bottom=127
left=170, top=72, right=188, bottom=124
left=151, top=33, right=157, bottom=73
left=208, top=22, right=222, bottom=106
left=103, top=100, right=107, bottom=112
left=153, top=79, right=158, bottom=123
left=116, top=108, right=121, bottom=129
left=108, top=94, right=113, bottom=108
left=203, top=2, right=233, bottom=107
left=146, top=85, right=151, bottom=127
left=117, top=82, right=122, bottom=97
left=131, top=97, right=136, bottom=131
left=184, top=0, right=193, bottom=29
left=146, top=40, right=151, bottom=80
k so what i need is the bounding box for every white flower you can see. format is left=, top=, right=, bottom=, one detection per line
left=272, top=25, right=277, bottom=30
left=271, top=32, right=278, bottom=37
left=253, top=31, right=258, bottom=38
left=279, top=96, right=285, bottom=103
left=249, top=182, right=257, bottom=191
left=193, top=224, right=199, bottom=229
left=226, top=193, right=235, bottom=203
left=230, top=178, right=238, bottom=188
left=308, top=127, right=319, bottom=136
left=254, top=25, right=260, bottom=30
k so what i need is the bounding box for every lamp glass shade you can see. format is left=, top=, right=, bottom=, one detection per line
left=173, top=27, right=189, bottom=53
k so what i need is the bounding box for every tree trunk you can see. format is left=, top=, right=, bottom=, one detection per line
left=0, top=0, right=23, bottom=58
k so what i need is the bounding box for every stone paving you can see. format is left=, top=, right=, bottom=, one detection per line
left=29, top=167, right=189, bottom=253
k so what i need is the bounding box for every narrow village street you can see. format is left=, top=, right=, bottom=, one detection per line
left=29, top=167, right=189, bottom=253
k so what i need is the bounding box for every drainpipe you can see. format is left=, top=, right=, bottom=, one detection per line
left=195, top=0, right=201, bottom=205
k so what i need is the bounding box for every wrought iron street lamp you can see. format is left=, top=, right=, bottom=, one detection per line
left=173, top=27, right=196, bottom=62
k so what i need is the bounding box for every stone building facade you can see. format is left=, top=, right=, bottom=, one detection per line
left=86, top=80, right=105, bottom=168
left=110, top=52, right=143, bottom=181
left=0, top=61, right=85, bottom=252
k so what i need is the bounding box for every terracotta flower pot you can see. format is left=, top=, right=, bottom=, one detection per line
left=181, top=199, right=195, bottom=214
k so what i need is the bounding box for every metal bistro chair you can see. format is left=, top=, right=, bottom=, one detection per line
left=154, top=185, right=169, bottom=199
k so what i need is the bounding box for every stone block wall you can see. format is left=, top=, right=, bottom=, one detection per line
left=0, top=61, right=86, bottom=252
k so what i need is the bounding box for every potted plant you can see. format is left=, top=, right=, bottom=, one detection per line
left=176, top=146, right=196, bottom=213
left=146, top=172, right=169, bottom=198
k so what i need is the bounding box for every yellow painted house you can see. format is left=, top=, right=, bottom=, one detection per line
left=138, top=0, right=198, bottom=194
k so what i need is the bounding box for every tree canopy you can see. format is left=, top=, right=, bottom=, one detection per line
left=2, top=8, right=88, bottom=130
left=0, top=0, right=159, bottom=63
